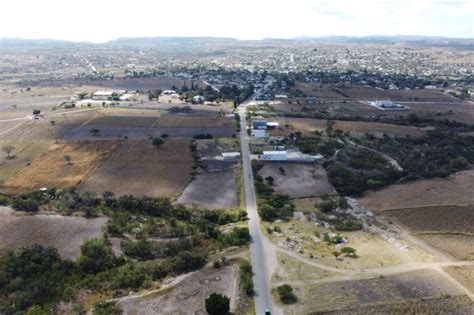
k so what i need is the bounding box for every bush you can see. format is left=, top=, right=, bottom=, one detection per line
left=319, top=199, right=336, bottom=212
left=239, top=261, right=254, bottom=296
left=169, top=251, right=206, bottom=273
left=152, top=138, right=164, bottom=147
left=92, top=301, right=122, bottom=315
left=277, top=284, right=297, bottom=304
left=0, top=245, right=77, bottom=313
left=205, top=293, right=230, bottom=315
left=78, top=239, right=117, bottom=274
left=0, top=195, right=10, bottom=206
left=219, top=227, right=250, bottom=247
left=193, top=133, right=214, bottom=140
left=113, top=263, right=151, bottom=290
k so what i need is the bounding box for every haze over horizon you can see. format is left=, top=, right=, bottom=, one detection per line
left=1, top=0, right=472, bottom=43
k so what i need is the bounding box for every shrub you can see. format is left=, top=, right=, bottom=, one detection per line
left=205, top=293, right=230, bottom=315
left=319, top=199, right=336, bottom=212
left=78, top=239, right=117, bottom=274
left=112, top=263, right=151, bottom=290
left=239, top=261, right=254, bottom=296
left=152, top=138, right=164, bottom=147
left=92, top=301, right=122, bottom=315
left=277, top=284, right=297, bottom=304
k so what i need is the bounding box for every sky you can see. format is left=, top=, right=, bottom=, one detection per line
left=0, top=0, right=472, bottom=42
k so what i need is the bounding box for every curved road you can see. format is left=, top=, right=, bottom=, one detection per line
left=239, top=101, right=275, bottom=314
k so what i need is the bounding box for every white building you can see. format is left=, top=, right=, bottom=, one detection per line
left=222, top=152, right=241, bottom=160
left=260, top=151, right=288, bottom=161
left=251, top=129, right=268, bottom=138
left=266, top=121, right=280, bottom=129
left=193, top=95, right=205, bottom=103
left=92, top=91, right=114, bottom=100
left=162, top=90, right=176, bottom=95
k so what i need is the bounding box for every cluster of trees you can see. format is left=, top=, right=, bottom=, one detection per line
left=254, top=174, right=294, bottom=221
left=326, top=129, right=474, bottom=196
left=193, top=133, right=214, bottom=140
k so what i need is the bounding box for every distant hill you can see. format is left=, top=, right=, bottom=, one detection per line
left=109, top=37, right=239, bottom=46
left=1, top=35, right=472, bottom=49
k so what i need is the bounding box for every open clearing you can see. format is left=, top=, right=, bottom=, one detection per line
left=418, top=234, right=474, bottom=261
left=3, top=140, right=116, bottom=191
left=79, top=139, right=193, bottom=198
left=292, top=83, right=460, bottom=103
left=281, top=269, right=469, bottom=314
left=358, top=169, right=474, bottom=212
left=258, top=163, right=335, bottom=198
left=0, top=206, right=106, bottom=259
left=316, top=295, right=474, bottom=315
left=119, top=264, right=239, bottom=315
left=272, top=117, right=429, bottom=138
left=178, top=161, right=238, bottom=209
left=384, top=205, right=474, bottom=234
left=443, top=265, right=474, bottom=294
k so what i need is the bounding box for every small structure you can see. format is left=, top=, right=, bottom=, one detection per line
left=266, top=121, right=280, bottom=129
left=251, top=129, right=268, bottom=138
left=161, top=90, right=176, bottom=95
left=369, top=100, right=408, bottom=111
left=193, top=95, right=205, bottom=104
left=222, top=152, right=241, bottom=160
left=93, top=91, right=114, bottom=100
left=260, top=151, right=288, bottom=161
left=252, top=118, right=268, bottom=130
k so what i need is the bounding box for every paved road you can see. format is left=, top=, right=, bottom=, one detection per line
left=239, top=101, right=274, bottom=314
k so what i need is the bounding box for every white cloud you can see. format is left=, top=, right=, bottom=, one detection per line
left=0, top=0, right=472, bottom=42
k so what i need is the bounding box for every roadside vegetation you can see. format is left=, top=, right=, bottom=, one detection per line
left=0, top=188, right=250, bottom=313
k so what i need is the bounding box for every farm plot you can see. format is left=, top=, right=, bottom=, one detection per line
left=79, top=139, right=193, bottom=198
left=149, top=115, right=236, bottom=138
left=384, top=205, right=474, bottom=234
left=418, top=234, right=474, bottom=261
left=3, top=140, right=116, bottom=191
left=119, top=264, right=239, bottom=315
left=0, top=206, right=106, bottom=259
left=0, top=140, right=53, bottom=183
left=63, top=115, right=157, bottom=140
left=358, top=169, right=474, bottom=212
left=257, top=163, right=335, bottom=198
left=283, top=269, right=468, bottom=314
left=178, top=161, right=238, bottom=209
left=272, top=117, right=429, bottom=138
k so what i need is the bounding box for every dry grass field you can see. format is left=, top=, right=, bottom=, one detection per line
left=79, top=139, right=193, bottom=198
left=281, top=269, right=469, bottom=314
left=272, top=117, right=429, bottom=138
left=443, top=265, right=474, bottom=294
left=418, top=234, right=474, bottom=261
left=317, top=295, right=474, bottom=315
left=3, top=140, right=117, bottom=191
left=292, top=83, right=460, bottom=103
left=384, top=205, right=474, bottom=234
left=258, top=163, right=335, bottom=198
left=119, top=264, right=240, bottom=314
left=0, top=206, right=107, bottom=259
left=0, top=140, right=53, bottom=183
left=358, top=169, right=474, bottom=212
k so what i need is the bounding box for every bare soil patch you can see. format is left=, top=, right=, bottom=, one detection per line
left=358, top=169, right=474, bottom=212
left=79, top=139, right=193, bottom=198
left=258, top=163, right=335, bottom=198
left=384, top=205, right=474, bottom=234
left=272, top=117, right=429, bottom=138
left=4, top=140, right=117, bottom=191
left=178, top=161, right=238, bottom=209
left=0, top=206, right=107, bottom=259
left=119, top=264, right=239, bottom=315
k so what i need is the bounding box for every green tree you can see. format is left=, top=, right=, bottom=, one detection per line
left=152, top=137, right=164, bottom=147
left=78, top=239, right=116, bottom=274
left=341, top=246, right=357, bottom=257
left=90, top=128, right=100, bottom=136
left=32, top=109, right=41, bottom=115
left=205, top=293, right=230, bottom=315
